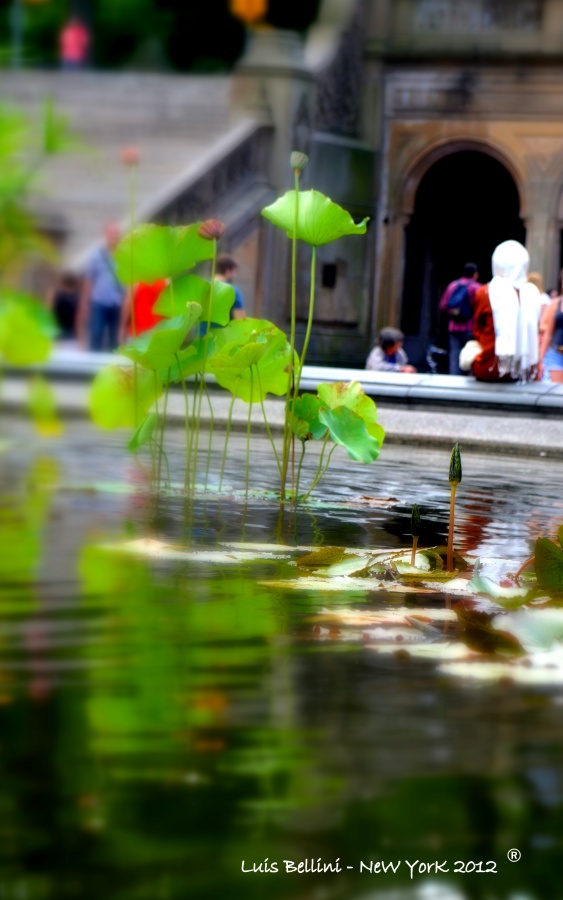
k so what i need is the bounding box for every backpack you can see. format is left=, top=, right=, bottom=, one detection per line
left=446, top=280, right=473, bottom=322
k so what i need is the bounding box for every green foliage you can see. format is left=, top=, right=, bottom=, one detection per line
left=262, top=189, right=369, bottom=246
left=128, top=412, right=159, bottom=452
left=317, top=382, right=385, bottom=447
left=0, top=292, right=55, bottom=365
left=207, top=319, right=295, bottom=402
left=534, top=534, right=563, bottom=590
left=164, top=336, right=213, bottom=383
left=119, top=315, right=193, bottom=370
left=291, top=394, right=326, bottom=442
left=27, top=375, right=62, bottom=435
left=113, top=224, right=214, bottom=285
left=319, top=405, right=381, bottom=463
left=89, top=365, right=162, bottom=429
left=155, top=275, right=234, bottom=324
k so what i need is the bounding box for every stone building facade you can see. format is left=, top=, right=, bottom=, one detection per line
left=235, top=0, right=563, bottom=367
left=366, top=0, right=563, bottom=365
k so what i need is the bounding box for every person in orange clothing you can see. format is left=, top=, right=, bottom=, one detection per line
left=471, top=240, right=541, bottom=383
left=119, top=280, right=166, bottom=342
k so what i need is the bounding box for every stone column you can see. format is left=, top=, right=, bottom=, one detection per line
left=230, top=28, right=316, bottom=327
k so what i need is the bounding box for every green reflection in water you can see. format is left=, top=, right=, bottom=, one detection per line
left=0, top=455, right=563, bottom=899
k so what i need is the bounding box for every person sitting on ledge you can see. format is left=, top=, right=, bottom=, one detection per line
left=471, top=240, right=540, bottom=383
left=366, top=326, right=417, bottom=373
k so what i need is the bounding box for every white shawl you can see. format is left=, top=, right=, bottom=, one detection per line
left=488, top=240, right=540, bottom=381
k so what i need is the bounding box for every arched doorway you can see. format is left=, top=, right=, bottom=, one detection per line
left=400, top=150, right=525, bottom=369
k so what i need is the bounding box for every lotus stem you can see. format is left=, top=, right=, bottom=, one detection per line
left=176, top=355, right=191, bottom=493
left=280, top=167, right=301, bottom=501
left=293, top=245, right=316, bottom=396
left=256, top=366, right=281, bottom=479
left=156, top=373, right=170, bottom=490
left=219, top=376, right=240, bottom=491
left=446, top=443, right=462, bottom=572
left=203, top=379, right=214, bottom=493
left=245, top=369, right=253, bottom=500
left=294, top=441, right=306, bottom=505
left=302, top=439, right=336, bottom=502
left=514, top=555, right=535, bottom=581
left=192, top=241, right=217, bottom=493
left=411, top=504, right=421, bottom=566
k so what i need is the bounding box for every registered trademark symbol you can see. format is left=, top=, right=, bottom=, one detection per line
left=507, top=849, right=521, bottom=862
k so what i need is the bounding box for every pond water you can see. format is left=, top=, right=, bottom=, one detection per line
left=1, top=420, right=563, bottom=900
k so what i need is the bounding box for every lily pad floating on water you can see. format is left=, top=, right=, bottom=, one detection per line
left=99, top=538, right=293, bottom=564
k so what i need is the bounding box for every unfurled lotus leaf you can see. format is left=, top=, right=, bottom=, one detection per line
left=89, top=365, right=162, bottom=429
left=317, top=381, right=385, bottom=446
left=262, top=190, right=369, bottom=246
left=319, top=405, right=380, bottom=463
left=291, top=394, right=327, bottom=442
left=119, top=316, right=192, bottom=371
left=155, top=275, right=234, bottom=325
left=534, top=536, right=563, bottom=590
left=207, top=318, right=295, bottom=402
left=114, top=223, right=214, bottom=284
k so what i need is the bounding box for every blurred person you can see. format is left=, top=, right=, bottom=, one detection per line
left=529, top=272, right=554, bottom=340
left=366, top=326, right=417, bottom=373
left=46, top=271, right=80, bottom=345
left=78, top=223, right=126, bottom=352
left=198, top=255, right=246, bottom=335
left=471, top=240, right=540, bottom=382
left=439, top=262, right=481, bottom=375
left=119, top=279, right=166, bottom=343
left=539, top=290, right=563, bottom=382
left=216, top=255, right=246, bottom=319
left=59, top=16, right=90, bottom=70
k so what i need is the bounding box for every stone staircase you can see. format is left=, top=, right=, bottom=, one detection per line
left=0, top=72, right=257, bottom=266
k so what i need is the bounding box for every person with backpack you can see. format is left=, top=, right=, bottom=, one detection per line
left=439, top=262, right=481, bottom=374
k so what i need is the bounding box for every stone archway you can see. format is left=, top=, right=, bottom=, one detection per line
left=398, top=146, right=525, bottom=369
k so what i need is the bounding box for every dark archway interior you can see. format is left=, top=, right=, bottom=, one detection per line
left=401, top=150, right=525, bottom=370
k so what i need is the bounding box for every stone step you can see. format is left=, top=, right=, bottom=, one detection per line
left=2, top=72, right=238, bottom=266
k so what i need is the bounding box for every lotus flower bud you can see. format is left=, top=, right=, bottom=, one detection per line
left=198, top=219, right=225, bottom=240
left=120, top=146, right=140, bottom=166
left=290, top=151, right=309, bottom=173
left=449, top=443, right=462, bottom=485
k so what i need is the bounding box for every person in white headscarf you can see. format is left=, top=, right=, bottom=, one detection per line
left=470, top=240, right=541, bottom=382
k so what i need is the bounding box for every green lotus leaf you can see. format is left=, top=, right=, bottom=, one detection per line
left=128, top=412, right=159, bottom=453
left=318, top=405, right=381, bottom=463
left=261, top=189, right=369, bottom=247
left=164, top=336, right=214, bottom=383
left=207, top=318, right=295, bottom=402
left=534, top=537, right=563, bottom=590
left=0, top=300, right=52, bottom=365
left=89, top=365, right=162, bottom=429
left=114, top=224, right=215, bottom=285
left=119, top=316, right=192, bottom=370
left=291, top=394, right=327, bottom=442
left=155, top=274, right=234, bottom=325
left=317, top=381, right=385, bottom=445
